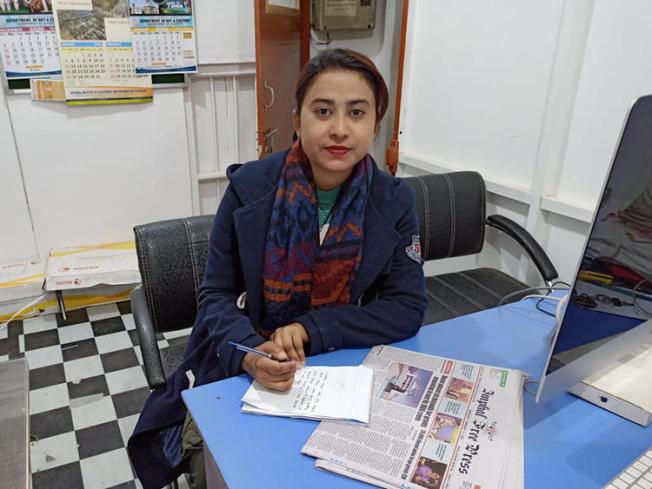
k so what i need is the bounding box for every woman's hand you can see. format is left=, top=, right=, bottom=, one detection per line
left=241, top=342, right=298, bottom=391
left=271, top=322, right=309, bottom=363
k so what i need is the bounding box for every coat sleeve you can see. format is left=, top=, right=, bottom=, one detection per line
left=296, top=198, right=428, bottom=355
left=196, top=185, right=265, bottom=376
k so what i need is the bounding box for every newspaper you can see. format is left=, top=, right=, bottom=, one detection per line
left=302, top=345, right=525, bottom=489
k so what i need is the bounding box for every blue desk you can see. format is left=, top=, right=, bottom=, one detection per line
left=182, top=300, right=652, bottom=488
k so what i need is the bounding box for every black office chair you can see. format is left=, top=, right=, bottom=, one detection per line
left=403, top=171, right=558, bottom=325
left=131, top=216, right=215, bottom=489
left=131, top=215, right=213, bottom=390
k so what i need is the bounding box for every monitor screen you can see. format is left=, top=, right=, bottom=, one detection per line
left=537, top=95, right=652, bottom=400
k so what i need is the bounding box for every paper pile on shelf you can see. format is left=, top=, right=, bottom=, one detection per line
left=0, top=260, right=45, bottom=302
left=302, top=345, right=525, bottom=489
left=60, top=283, right=137, bottom=312
left=45, top=241, right=141, bottom=291
left=0, top=260, right=55, bottom=322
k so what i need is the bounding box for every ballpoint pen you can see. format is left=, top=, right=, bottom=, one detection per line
left=227, top=341, right=273, bottom=359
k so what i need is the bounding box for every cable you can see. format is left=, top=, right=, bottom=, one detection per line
left=2, top=77, right=40, bottom=258
left=552, top=280, right=571, bottom=288
left=497, top=286, right=570, bottom=306
left=310, top=28, right=331, bottom=49
left=520, top=294, right=563, bottom=302
left=518, top=294, right=563, bottom=318
left=0, top=293, right=48, bottom=331
left=536, top=298, right=556, bottom=317
left=523, top=379, right=540, bottom=396
left=633, top=279, right=652, bottom=318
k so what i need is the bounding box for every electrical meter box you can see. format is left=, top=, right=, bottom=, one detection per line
left=312, top=0, right=376, bottom=33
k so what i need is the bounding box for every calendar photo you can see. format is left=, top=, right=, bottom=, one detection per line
left=56, top=0, right=128, bottom=41
left=0, top=0, right=52, bottom=14
left=129, top=0, right=190, bottom=16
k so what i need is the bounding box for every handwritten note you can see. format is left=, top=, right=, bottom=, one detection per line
left=241, top=366, right=373, bottom=423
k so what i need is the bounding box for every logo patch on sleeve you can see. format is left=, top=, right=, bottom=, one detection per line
left=405, top=235, right=422, bottom=263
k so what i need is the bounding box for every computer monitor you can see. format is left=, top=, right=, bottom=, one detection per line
left=536, top=95, right=652, bottom=406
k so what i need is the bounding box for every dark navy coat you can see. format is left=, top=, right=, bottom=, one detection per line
left=128, top=150, right=427, bottom=488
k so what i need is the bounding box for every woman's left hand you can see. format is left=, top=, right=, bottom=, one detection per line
left=271, top=322, right=309, bottom=363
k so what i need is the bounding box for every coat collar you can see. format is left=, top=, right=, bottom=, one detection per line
left=230, top=151, right=405, bottom=315
left=227, top=150, right=287, bottom=206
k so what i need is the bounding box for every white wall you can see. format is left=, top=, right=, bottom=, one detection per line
left=7, top=89, right=193, bottom=259
left=0, top=83, right=36, bottom=262
left=401, top=0, right=565, bottom=191
left=195, top=0, right=255, bottom=65
left=398, top=0, right=652, bottom=285
left=557, top=0, right=652, bottom=207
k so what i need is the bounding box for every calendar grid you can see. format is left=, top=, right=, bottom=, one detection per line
left=0, top=13, right=61, bottom=79
left=130, top=15, right=197, bottom=75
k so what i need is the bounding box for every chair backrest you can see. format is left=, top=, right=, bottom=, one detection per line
left=403, top=171, right=486, bottom=261
left=133, top=215, right=214, bottom=332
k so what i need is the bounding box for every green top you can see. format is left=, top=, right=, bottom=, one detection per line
left=316, top=186, right=340, bottom=228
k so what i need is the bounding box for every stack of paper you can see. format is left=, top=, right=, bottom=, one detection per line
left=0, top=260, right=55, bottom=322
left=241, top=366, right=374, bottom=423
left=0, top=260, right=45, bottom=302
left=45, top=241, right=140, bottom=291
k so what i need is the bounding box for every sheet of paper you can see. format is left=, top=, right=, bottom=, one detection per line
left=315, top=460, right=396, bottom=489
left=31, top=78, right=65, bottom=100
left=242, top=366, right=373, bottom=423
left=500, top=382, right=524, bottom=489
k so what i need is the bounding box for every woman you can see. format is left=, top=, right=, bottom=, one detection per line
left=129, top=48, right=427, bottom=489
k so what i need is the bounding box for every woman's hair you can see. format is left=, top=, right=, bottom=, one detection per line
left=295, top=48, right=389, bottom=129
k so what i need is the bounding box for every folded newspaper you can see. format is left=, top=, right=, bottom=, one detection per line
left=241, top=366, right=373, bottom=423
left=302, top=346, right=525, bottom=489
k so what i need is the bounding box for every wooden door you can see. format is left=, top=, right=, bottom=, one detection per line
left=254, top=0, right=309, bottom=158
left=386, top=0, right=410, bottom=176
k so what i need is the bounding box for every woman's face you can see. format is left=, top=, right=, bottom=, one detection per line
left=293, top=69, right=377, bottom=189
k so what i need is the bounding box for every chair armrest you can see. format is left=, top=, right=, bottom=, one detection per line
left=486, top=214, right=559, bottom=283
left=131, top=285, right=166, bottom=390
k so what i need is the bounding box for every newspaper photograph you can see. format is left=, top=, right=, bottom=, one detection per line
left=302, top=345, right=525, bottom=489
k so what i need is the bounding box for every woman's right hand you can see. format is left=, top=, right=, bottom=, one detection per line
left=241, top=341, right=298, bottom=391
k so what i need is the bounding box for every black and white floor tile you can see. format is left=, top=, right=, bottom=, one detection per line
left=0, top=301, right=193, bottom=489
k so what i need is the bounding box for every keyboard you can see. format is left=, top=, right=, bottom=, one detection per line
left=604, top=446, right=652, bottom=489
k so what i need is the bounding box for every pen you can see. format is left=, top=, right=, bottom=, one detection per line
left=227, top=341, right=273, bottom=359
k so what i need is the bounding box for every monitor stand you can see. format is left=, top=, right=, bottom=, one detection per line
left=565, top=319, right=652, bottom=426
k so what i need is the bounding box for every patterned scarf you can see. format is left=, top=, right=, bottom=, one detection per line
left=262, top=141, right=372, bottom=331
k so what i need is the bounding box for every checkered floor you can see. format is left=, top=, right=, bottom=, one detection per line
left=0, top=301, right=192, bottom=489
